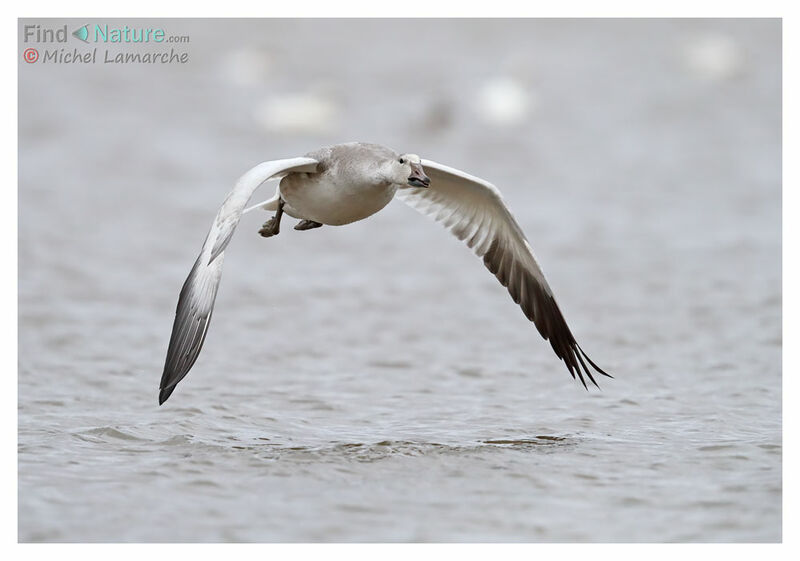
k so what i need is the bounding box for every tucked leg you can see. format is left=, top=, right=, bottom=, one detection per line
left=294, top=219, right=323, bottom=231
left=258, top=198, right=285, bottom=238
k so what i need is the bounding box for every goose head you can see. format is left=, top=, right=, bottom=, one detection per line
left=384, top=153, right=430, bottom=188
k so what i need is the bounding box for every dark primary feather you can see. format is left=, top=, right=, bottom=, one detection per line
left=159, top=252, right=223, bottom=404
left=398, top=160, right=612, bottom=388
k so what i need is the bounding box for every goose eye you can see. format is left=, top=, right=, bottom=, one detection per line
left=399, top=158, right=405, bottom=164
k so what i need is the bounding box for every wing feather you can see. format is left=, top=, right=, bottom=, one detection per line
left=159, top=157, right=319, bottom=404
left=396, top=159, right=611, bottom=388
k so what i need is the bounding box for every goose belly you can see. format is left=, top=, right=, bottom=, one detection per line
left=279, top=175, right=397, bottom=226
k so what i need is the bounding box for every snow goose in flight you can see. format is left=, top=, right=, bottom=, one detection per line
left=159, top=142, right=611, bottom=404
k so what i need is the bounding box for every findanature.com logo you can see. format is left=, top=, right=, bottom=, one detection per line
left=21, top=23, right=191, bottom=65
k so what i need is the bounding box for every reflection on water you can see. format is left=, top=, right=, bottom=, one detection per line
left=18, top=19, right=780, bottom=542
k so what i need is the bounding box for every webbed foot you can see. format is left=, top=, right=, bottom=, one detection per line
left=258, top=198, right=285, bottom=238
left=258, top=217, right=281, bottom=237
left=294, top=219, right=323, bottom=231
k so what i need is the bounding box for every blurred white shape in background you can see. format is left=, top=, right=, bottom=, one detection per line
left=253, top=89, right=340, bottom=135
left=420, top=97, right=455, bottom=134
left=683, top=33, right=743, bottom=80
left=225, top=47, right=274, bottom=88
left=475, top=76, right=536, bottom=126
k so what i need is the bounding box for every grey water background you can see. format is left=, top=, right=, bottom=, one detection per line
left=18, top=19, right=781, bottom=542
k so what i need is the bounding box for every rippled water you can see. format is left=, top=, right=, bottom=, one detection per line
left=18, top=19, right=781, bottom=541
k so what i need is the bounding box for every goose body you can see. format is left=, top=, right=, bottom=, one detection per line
left=278, top=143, right=399, bottom=225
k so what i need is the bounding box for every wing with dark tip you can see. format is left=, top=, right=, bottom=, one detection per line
left=159, top=157, right=319, bottom=404
left=395, top=159, right=611, bottom=388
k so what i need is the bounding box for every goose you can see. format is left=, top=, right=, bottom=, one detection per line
left=159, top=142, right=611, bottom=404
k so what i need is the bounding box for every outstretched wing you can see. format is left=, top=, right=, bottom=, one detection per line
left=396, top=159, right=611, bottom=388
left=159, top=157, right=319, bottom=404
